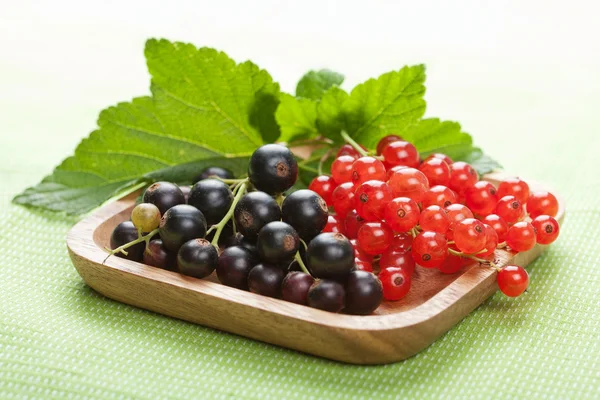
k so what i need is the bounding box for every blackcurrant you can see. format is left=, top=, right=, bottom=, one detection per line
left=159, top=205, right=207, bottom=252
left=206, top=221, right=235, bottom=246
left=257, top=221, right=300, bottom=265
left=177, top=238, right=219, bottom=279
left=143, top=239, right=177, bottom=271
left=281, top=272, right=314, bottom=305
left=143, top=182, right=186, bottom=215
left=194, top=166, right=234, bottom=183
left=216, top=246, right=259, bottom=290
left=188, top=179, right=233, bottom=225
left=234, top=191, right=281, bottom=241
left=248, top=144, right=298, bottom=194
left=110, top=221, right=145, bottom=262
left=306, top=233, right=354, bottom=280
left=247, top=264, right=285, bottom=298
left=281, top=189, right=328, bottom=241
left=344, top=270, right=383, bottom=315
left=307, top=280, right=345, bottom=312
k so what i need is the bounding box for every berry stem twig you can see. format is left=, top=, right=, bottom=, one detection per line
left=317, top=147, right=335, bottom=176
left=340, top=131, right=369, bottom=157
left=210, top=180, right=248, bottom=247
left=215, top=178, right=248, bottom=185
left=294, top=251, right=312, bottom=276
left=448, top=248, right=500, bottom=270
left=103, top=228, right=159, bottom=264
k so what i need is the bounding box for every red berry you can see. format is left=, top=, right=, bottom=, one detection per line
left=379, top=267, right=411, bottom=301
left=448, top=162, right=478, bottom=196
left=331, top=182, right=356, bottom=217
left=480, top=223, right=499, bottom=256
left=445, top=204, right=474, bottom=229
left=419, top=205, right=450, bottom=234
left=357, top=222, right=394, bottom=255
left=454, top=218, right=487, bottom=254
left=382, top=233, right=413, bottom=256
left=422, top=185, right=457, bottom=208
left=497, top=265, right=529, bottom=297
left=506, top=221, right=537, bottom=252
left=497, top=178, right=530, bottom=204
left=308, top=175, right=337, bottom=206
left=336, top=144, right=361, bottom=159
left=331, top=155, right=355, bottom=184
left=531, top=215, right=560, bottom=245
left=323, top=215, right=344, bottom=234
left=387, top=167, right=429, bottom=202
left=411, top=231, right=448, bottom=268
left=344, top=210, right=364, bottom=239
left=350, top=239, right=373, bottom=261
left=383, top=197, right=420, bottom=232
left=482, top=214, right=509, bottom=242
left=418, top=157, right=450, bottom=187
left=381, top=141, right=420, bottom=168
left=438, top=251, right=468, bottom=274
left=351, top=157, right=387, bottom=186
left=527, top=191, right=559, bottom=218
left=379, top=251, right=415, bottom=275
left=495, top=195, right=524, bottom=224
left=376, top=134, right=403, bottom=155
left=465, top=181, right=498, bottom=216
left=425, top=153, right=453, bottom=166
left=354, top=258, right=373, bottom=272
left=354, top=180, right=393, bottom=221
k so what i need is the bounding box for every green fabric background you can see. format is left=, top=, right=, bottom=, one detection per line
left=1, top=2, right=600, bottom=399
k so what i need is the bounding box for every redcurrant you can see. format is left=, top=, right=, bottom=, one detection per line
left=419, top=205, right=450, bottom=234
left=448, top=162, right=478, bottom=196
left=453, top=218, right=487, bottom=254
left=418, top=157, right=450, bottom=187
left=331, top=155, right=355, bottom=184
left=531, top=215, right=560, bottom=245
left=354, top=180, right=393, bottom=221
left=387, top=167, right=429, bottom=202
left=379, top=267, right=412, bottom=301
left=308, top=175, right=336, bottom=206
left=445, top=203, right=474, bottom=229
left=350, top=238, right=373, bottom=261
left=425, top=153, right=453, bottom=166
left=527, top=191, right=559, bottom=218
left=344, top=210, right=364, bottom=239
left=331, top=182, right=356, bottom=218
left=506, top=221, right=537, bottom=252
left=379, top=251, right=415, bottom=275
left=351, top=157, right=387, bottom=185
left=357, top=222, right=394, bottom=255
left=383, top=197, right=420, bottom=232
left=465, top=181, right=498, bottom=216
left=482, top=214, right=509, bottom=242
left=411, top=231, right=448, bottom=268
left=480, top=223, right=499, bottom=256
left=376, top=134, right=403, bottom=155
left=438, top=250, right=468, bottom=274
left=497, top=178, right=530, bottom=204
left=422, top=185, right=457, bottom=208
left=323, top=215, right=345, bottom=234
left=336, top=144, right=362, bottom=159
left=381, top=141, right=420, bottom=168
left=354, top=258, right=374, bottom=272
left=495, top=195, right=524, bottom=224
left=497, top=265, right=529, bottom=297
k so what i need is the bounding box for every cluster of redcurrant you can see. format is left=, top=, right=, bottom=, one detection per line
left=308, top=134, right=560, bottom=299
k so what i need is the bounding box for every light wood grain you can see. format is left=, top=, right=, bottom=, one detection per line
left=66, top=172, right=565, bottom=364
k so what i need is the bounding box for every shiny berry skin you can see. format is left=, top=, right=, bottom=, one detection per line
left=332, top=182, right=356, bottom=217
left=419, top=205, right=450, bottom=234
left=331, top=155, right=356, bottom=184
left=482, top=214, right=509, bottom=242
left=445, top=204, right=474, bottom=230
left=381, top=141, right=420, bottom=168
left=454, top=218, right=487, bottom=254
left=323, top=215, right=345, bottom=234
left=131, top=203, right=162, bottom=233
left=234, top=191, right=281, bottom=241
left=110, top=221, right=145, bottom=262
left=351, top=157, right=387, bottom=186
left=412, top=231, right=448, bottom=268
left=357, top=222, right=394, bottom=255
left=306, top=233, right=354, bottom=280
left=194, top=166, right=234, bottom=182
left=249, top=144, right=298, bottom=194
left=216, top=246, right=259, bottom=290
left=422, top=185, right=457, bottom=208
left=531, top=215, right=560, bottom=245
left=480, top=224, right=499, bottom=257
left=143, top=239, right=177, bottom=271
left=425, top=153, right=453, bottom=166
left=354, top=258, right=373, bottom=272
left=344, top=210, right=364, bottom=239
left=344, top=271, right=383, bottom=315
left=438, top=251, right=468, bottom=274
left=188, top=179, right=234, bottom=225
left=418, top=157, right=450, bottom=187
left=281, top=271, right=315, bottom=305
left=376, top=134, right=403, bottom=155
left=159, top=205, right=208, bottom=252
left=281, top=189, right=329, bottom=241
left=448, top=162, right=478, bottom=196
left=383, top=197, right=420, bottom=232
left=379, top=251, right=415, bottom=275
left=495, top=195, right=524, bottom=224
left=350, top=239, right=373, bottom=261
left=379, top=267, right=411, bottom=301
left=506, top=221, right=537, bottom=252
left=307, top=280, right=345, bottom=312
left=336, top=144, right=362, bottom=159
left=527, top=191, right=559, bottom=218
left=248, top=263, right=285, bottom=298
left=465, top=181, right=498, bottom=216
left=143, top=181, right=186, bottom=216
left=177, top=238, right=218, bottom=279
left=387, top=167, right=429, bottom=202
left=497, top=178, right=530, bottom=204
left=497, top=265, right=529, bottom=297
left=309, top=175, right=337, bottom=206
left=257, top=222, right=300, bottom=265
left=355, top=180, right=393, bottom=221
left=387, top=233, right=413, bottom=254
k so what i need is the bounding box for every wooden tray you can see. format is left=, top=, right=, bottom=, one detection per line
left=66, top=172, right=565, bottom=364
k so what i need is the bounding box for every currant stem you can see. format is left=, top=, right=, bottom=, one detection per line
left=103, top=228, right=159, bottom=264
left=294, top=251, right=312, bottom=276
left=448, top=248, right=500, bottom=270
left=497, top=241, right=508, bottom=249
left=317, top=148, right=335, bottom=176
left=210, top=180, right=248, bottom=247
left=215, top=178, right=248, bottom=185
left=340, top=131, right=369, bottom=157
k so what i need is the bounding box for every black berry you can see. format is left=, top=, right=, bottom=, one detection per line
left=247, top=264, right=285, bottom=298
left=110, top=221, right=145, bottom=262
left=307, top=233, right=354, bottom=280
left=257, top=222, right=300, bottom=266
left=194, top=166, right=234, bottom=183
left=177, top=239, right=218, bottom=279
left=216, top=246, right=259, bottom=290
left=282, top=189, right=328, bottom=241
left=143, top=182, right=186, bottom=215
left=281, top=272, right=314, bottom=305
left=159, top=204, right=207, bottom=252
left=188, top=179, right=233, bottom=225
left=143, top=239, right=177, bottom=271
left=248, top=144, right=298, bottom=194
left=344, top=270, right=383, bottom=315
left=307, top=280, right=345, bottom=312
left=234, top=191, right=281, bottom=241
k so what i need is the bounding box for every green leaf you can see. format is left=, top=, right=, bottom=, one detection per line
left=316, top=86, right=349, bottom=139
left=344, top=65, right=427, bottom=148
left=296, top=69, right=344, bottom=100
left=14, top=39, right=276, bottom=215
left=275, top=93, right=318, bottom=143
left=297, top=147, right=334, bottom=187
